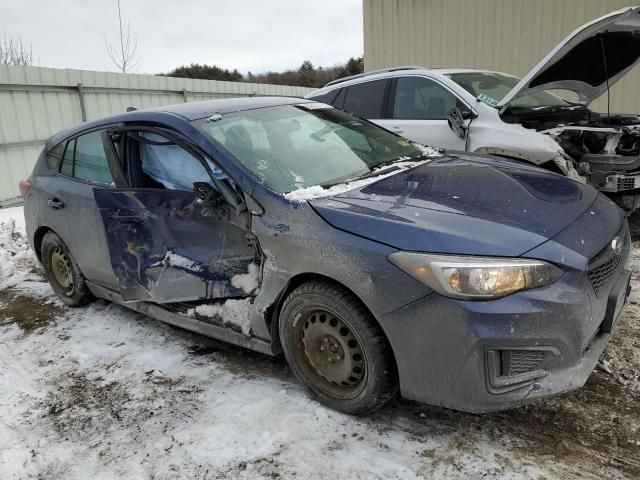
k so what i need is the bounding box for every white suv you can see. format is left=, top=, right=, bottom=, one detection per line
left=306, top=7, right=640, bottom=231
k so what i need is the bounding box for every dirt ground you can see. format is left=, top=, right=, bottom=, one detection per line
left=0, top=212, right=639, bottom=479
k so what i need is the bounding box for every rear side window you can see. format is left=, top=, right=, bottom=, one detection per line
left=60, top=139, right=75, bottom=177
left=310, top=90, right=339, bottom=105
left=342, top=79, right=388, bottom=118
left=59, top=131, right=114, bottom=185
left=332, top=88, right=346, bottom=109
left=47, top=143, right=64, bottom=170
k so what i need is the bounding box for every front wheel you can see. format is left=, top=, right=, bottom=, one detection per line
left=279, top=281, right=398, bottom=415
left=628, top=211, right=640, bottom=240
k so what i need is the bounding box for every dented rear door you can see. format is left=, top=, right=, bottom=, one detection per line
left=94, top=188, right=258, bottom=303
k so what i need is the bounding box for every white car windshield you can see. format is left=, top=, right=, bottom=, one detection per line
left=446, top=72, right=570, bottom=109
left=194, top=104, right=426, bottom=193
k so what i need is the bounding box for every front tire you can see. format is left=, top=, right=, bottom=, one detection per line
left=279, top=281, right=398, bottom=415
left=41, top=231, right=94, bottom=307
left=628, top=211, right=640, bottom=240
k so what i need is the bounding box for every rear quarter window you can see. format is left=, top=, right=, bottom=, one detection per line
left=46, top=143, right=65, bottom=170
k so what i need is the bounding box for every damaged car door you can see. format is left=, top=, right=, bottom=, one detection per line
left=94, top=126, right=260, bottom=304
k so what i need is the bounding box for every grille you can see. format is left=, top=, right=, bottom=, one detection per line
left=506, top=350, right=548, bottom=376
left=587, top=254, right=622, bottom=296
left=616, top=177, right=636, bottom=191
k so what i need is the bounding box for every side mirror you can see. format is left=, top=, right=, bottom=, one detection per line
left=193, top=182, right=223, bottom=207
left=447, top=107, right=468, bottom=140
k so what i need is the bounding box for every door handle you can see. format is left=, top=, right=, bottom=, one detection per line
left=47, top=198, right=65, bottom=209
left=391, top=126, right=404, bottom=134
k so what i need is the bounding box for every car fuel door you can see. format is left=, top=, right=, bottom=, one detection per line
left=94, top=126, right=260, bottom=304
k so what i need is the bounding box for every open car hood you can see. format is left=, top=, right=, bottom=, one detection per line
left=500, top=6, right=640, bottom=108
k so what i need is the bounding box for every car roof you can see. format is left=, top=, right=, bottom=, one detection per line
left=47, top=96, right=312, bottom=147
left=141, top=96, right=310, bottom=119
left=308, top=67, right=518, bottom=98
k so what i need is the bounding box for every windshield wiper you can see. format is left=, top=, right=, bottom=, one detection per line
left=319, top=155, right=423, bottom=188
left=320, top=165, right=401, bottom=188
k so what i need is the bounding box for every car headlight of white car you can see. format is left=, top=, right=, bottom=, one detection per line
left=388, top=252, right=563, bottom=300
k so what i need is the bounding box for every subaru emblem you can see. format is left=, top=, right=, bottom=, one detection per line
left=611, top=236, right=623, bottom=255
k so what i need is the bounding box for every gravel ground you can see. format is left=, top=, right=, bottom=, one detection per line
left=0, top=207, right=638, bottom=479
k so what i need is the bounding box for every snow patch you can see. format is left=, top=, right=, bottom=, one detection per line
left=187, top=298, right=252, bottom=335
left=206, top=113, right=223, bottom=122
left=289, top=171, right=306, bottom=189
left=152, top=251, right=204, bottom=273
left=231, top=263, right=260, bottom=294
left=411, top=142, right=442, bottom=157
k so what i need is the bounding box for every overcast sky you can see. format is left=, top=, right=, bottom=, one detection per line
left=1, top=0, right=363, bottom=74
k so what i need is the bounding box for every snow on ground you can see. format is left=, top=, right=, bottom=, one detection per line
left=0, top=207, right=639, bottom=479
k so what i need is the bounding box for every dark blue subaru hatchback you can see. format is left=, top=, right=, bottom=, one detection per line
left=21, top=97, right=631, bottom=414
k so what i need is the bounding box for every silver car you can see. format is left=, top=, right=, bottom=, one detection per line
left=306, top=6, right=640, bottom=234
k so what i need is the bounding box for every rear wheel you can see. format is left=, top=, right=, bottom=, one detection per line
left=279, top=281, right=398, bottom=415
left=41, top=231, right=94, bottom=306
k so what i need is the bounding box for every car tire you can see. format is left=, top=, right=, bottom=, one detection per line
left=279, top=280, right=398, bottom=415
left=41, top=231, right=94, bottom=307
left=628, top=212, right=640, bottom=240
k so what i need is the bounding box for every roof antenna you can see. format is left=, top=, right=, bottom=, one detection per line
left=599, top=33, right=610, bottom=124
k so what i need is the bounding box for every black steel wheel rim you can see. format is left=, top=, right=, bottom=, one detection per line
left=292, top=307, right=367, bottom=400
left=50, top=246, right=74, bottom=296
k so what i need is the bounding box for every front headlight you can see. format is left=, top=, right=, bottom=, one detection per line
left=388, top=252, right=563, bottom=300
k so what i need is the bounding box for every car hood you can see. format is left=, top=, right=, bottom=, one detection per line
left=500, top=6, right=640, bottom=107
left=309, top=154, right=598, bottom=257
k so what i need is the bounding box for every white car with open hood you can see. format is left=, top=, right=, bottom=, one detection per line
left=306, top=6, right=640, bottom=233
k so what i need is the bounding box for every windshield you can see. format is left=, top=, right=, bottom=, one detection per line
left=194, top=104, right=425, bottom=193
left=446, top=72, right=570, bottom=109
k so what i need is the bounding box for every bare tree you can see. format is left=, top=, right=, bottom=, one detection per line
left=0, top=34, right=33, bottom=66
left=104, top=0, right=139, bottom=73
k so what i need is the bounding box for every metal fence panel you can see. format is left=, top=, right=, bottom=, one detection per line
left=0, top=65, right=313, bottom=203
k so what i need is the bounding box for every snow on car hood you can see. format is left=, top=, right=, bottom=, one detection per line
left=500, top=6, right=640, bottom=108
left=309, top=154, right=599, bottom=257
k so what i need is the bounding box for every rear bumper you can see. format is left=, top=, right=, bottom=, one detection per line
left=381, top=264, right=631, bottom=413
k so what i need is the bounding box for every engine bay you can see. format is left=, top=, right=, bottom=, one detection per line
left=503, top=106, right=640, bottom=194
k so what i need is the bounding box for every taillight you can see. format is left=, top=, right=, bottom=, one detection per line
left=19, top=180, right=31, bottom=199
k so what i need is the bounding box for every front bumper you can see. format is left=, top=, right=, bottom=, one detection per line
left=381, top=258, right=631, bottom=413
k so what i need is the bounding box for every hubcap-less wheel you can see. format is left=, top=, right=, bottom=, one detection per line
left=50, top=246, right=74, bottom=296
left=294, top=309, right=367, bottom=399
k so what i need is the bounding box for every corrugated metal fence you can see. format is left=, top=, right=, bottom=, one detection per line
left=363, top=0, right=640, bottom=114
left=0, top=65, right=313, bottom=204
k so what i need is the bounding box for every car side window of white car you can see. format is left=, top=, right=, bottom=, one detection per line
left=342, top=79, right=389, bottom=119
left=393, top=77, right=465, bottom=120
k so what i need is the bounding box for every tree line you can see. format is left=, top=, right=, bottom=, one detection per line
left=162, top=57, right=365, bottom=88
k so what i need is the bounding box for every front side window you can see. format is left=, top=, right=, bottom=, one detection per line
left=393, top=76, right=467, bottom=120
left=127, top=132, right=224, bottom=192
left=195, top=104, right=425, bottom=193
left=343, top=79, right=388, bottom=118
